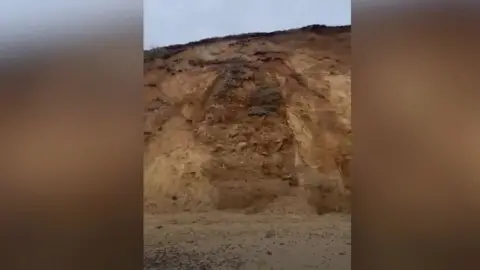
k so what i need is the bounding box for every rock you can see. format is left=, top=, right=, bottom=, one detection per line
left=265, top=230, right=275, bottom=238
left=212, top=144, right=224, bottom=152
left=236, top=142, right=248, bottom=150
left=247, top=106, right=270, bottom=116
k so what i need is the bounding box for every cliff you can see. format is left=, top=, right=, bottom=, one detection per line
left=144, top=24, right=351, bottom=215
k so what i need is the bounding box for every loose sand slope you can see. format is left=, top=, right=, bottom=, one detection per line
left=144, top=25, right=351, bottom=215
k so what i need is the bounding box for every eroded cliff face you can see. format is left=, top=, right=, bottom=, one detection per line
left=144, top=25, right=351, bottom=215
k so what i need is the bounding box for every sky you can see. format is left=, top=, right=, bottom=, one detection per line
left=144, top=0, right=351, bottom=49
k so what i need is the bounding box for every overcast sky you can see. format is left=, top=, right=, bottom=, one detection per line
left=144, top=0, right=351, bottom=48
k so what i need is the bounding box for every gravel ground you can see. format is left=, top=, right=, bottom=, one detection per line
left=144, top=212, right=351, bottom=269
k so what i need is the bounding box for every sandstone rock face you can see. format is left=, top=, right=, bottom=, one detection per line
left=144, top=25, right=351, bottom=215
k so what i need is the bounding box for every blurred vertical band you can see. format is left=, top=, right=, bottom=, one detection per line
left=0, top=1, right=143, bottom=269
left=355, top=1, right=480, bottom=270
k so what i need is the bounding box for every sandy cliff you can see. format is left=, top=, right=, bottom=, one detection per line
left=143, top=25, right=351, bottom=215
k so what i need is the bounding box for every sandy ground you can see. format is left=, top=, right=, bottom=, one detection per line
left=144, top=212, right=351, bottom=269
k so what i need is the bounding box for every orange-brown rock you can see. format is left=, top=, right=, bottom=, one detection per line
left=144, top=25, right=351, bottom=215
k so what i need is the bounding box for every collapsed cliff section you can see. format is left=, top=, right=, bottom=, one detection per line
left=144, top=24, right=351, bottom=215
